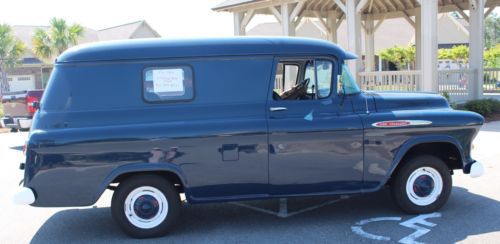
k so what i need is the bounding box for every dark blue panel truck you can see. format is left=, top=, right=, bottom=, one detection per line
left=13, top=38, right=484, bottom=238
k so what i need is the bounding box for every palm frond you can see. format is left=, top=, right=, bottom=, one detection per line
left=32, top=28, right=53, bottom=60
left=50, top=18, right=70, bottom=54
left=31, top=18, right=84, bottom=59
left=68, top=24, right=84, bottom=45
left=0, top=23, right=25, bottom=68
left=5, top=39, right=25, bottom=67
left=0, top=24, right=15, bottom=59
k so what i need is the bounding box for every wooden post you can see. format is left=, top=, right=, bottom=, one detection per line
left=281, top=4, right=296, bottom=36
left=365, top=15, right=375, bottom=71
left=420, top=0, right=438, bottom=92
left=346, top=0, right=363, bottom=81
left=415, top=9, right=421, bottom=70
left=233, top=12, right=245, bottom=36
left=415, top=8, right=422, bottom=90
left=469, top=0, right=485, bottom=100
left=327, top=11, right=338, bottom=43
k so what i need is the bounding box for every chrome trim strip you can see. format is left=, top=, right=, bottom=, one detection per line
left=371, top=120, right=432, bottom=128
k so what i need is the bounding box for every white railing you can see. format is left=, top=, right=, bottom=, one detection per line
left=437, top=69, right=476, bottom=103
left=484, top=68, right=500, bottom=93
left=358, top=68, right=499, bottom=103
left=359, top=70, right=421, bottom=91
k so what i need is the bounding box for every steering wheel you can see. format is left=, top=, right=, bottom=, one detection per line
left=279, top=78, right=311, bottom=100
left=294, top=78, right=310, bottom=98
left=297, top=78, right=310, bottom=89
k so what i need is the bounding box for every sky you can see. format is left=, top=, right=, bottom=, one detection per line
left=0, top=0, right=252, bottom=38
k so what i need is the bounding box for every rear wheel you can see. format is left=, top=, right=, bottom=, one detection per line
left=391, top=155, right=452, bottom=214
left=111, top=175, right=181, bottom=238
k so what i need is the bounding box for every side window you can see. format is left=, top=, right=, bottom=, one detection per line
left=143, top=66, right=194, bottom=102
left=304, top=61, right=315, bottom=94
left=338, top=64, right=361, bottom=95
left=274, top=63, right=299, bottom=94
left=273, top=59, right=333, bottom=100
left=315, top=60, right=333, bottom=98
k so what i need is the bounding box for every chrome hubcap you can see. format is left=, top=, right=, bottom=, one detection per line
left=406, top=167, right=443, bottom=206
left=133, top=194, right=160, bottom=220
left=124, top=186, right=168, bottom=229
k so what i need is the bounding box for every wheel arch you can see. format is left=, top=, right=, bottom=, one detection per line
left=387, top=135, right=465, bottom=183
left=92, top=163, right=188, bottom=204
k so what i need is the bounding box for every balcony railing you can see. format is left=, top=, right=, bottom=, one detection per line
left=276, top=68, right=499, bottom=103
left=484, top=68, right=500, bottom=93
left=359, top=70, right=421, bottom=91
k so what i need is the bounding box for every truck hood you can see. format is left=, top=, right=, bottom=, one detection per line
left=367, top=91, right=450, bottom=111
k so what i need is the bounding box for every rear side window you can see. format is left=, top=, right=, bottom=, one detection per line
left=143, top=66, right=194, bottom=102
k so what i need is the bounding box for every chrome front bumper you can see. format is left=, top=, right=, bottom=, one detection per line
left=469, top=161, right=484, bottom=178
left=13, top=187, right=35, bottom=205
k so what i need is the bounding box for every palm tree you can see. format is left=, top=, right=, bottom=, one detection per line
left=0, top=23, right=25, bottom=94
left=32, top=18, right=84, bottom=61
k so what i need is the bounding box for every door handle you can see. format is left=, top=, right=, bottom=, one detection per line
left=269, top=107, right=287, bottom=112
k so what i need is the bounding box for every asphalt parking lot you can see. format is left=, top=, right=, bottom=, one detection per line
left=1, top=122, right=499, bottom=243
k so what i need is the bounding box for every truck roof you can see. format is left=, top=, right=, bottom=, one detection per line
left=56, top=37, right=357, bottom=63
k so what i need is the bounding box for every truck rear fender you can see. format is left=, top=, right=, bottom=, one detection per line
left=93, top=163, right=189, bottom=204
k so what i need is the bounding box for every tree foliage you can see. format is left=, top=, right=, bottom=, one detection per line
left=378, top=45, right=416, bottom=70
left=0, top=23, right=25, bottom=93
left=437, top=45, right=469, bottom=64
left=438, top=45, right=499, bottom=68
left=449, top=45, right=469, bottom=63
left=438, top=48, right=452, bottom=60
left=32, top=18, right=84, bottom=61
left=484, top=44, right=500, bottom=68
left=485, top=13, right=500, bottom=50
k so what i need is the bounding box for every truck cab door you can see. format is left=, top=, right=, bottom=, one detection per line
left=267, top=58, right=364, bottom=195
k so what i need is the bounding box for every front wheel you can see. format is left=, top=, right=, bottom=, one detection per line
left=111, top=175, right=181, bottom=238
left=391, top=155, right=452, bottom=214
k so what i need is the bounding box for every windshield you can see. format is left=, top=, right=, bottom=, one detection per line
left=339, top=64, right=361, bottom=95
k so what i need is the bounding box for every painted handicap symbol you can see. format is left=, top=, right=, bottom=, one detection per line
left=351, top=212, right=441, bottom=244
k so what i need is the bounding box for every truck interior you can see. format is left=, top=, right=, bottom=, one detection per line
left=273, top=59, right=333, bottom=100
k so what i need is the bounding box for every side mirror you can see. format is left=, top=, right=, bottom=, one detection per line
left=32, top=101, right=40, bottom=110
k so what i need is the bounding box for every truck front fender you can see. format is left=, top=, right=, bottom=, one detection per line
left=386, top=134, right=465, bottom=180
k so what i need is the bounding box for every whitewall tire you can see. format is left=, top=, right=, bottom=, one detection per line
left=391, top=155, right=452, bottom=214
left=111, top=175, right=181, bottom=238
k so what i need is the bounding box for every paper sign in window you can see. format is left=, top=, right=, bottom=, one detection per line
left=152, top=69, right=185, bottom=93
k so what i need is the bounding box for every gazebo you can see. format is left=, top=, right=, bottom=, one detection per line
left=213, top=0, right=500, bottom=102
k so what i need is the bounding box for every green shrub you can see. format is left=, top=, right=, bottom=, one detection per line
left=441, top=92, right=451, bottom=102
left=441, top=92, right=460, bottom=109
left=0, top=104, right=3, bottom=118
left=463, top=99, right=500, bottom=116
